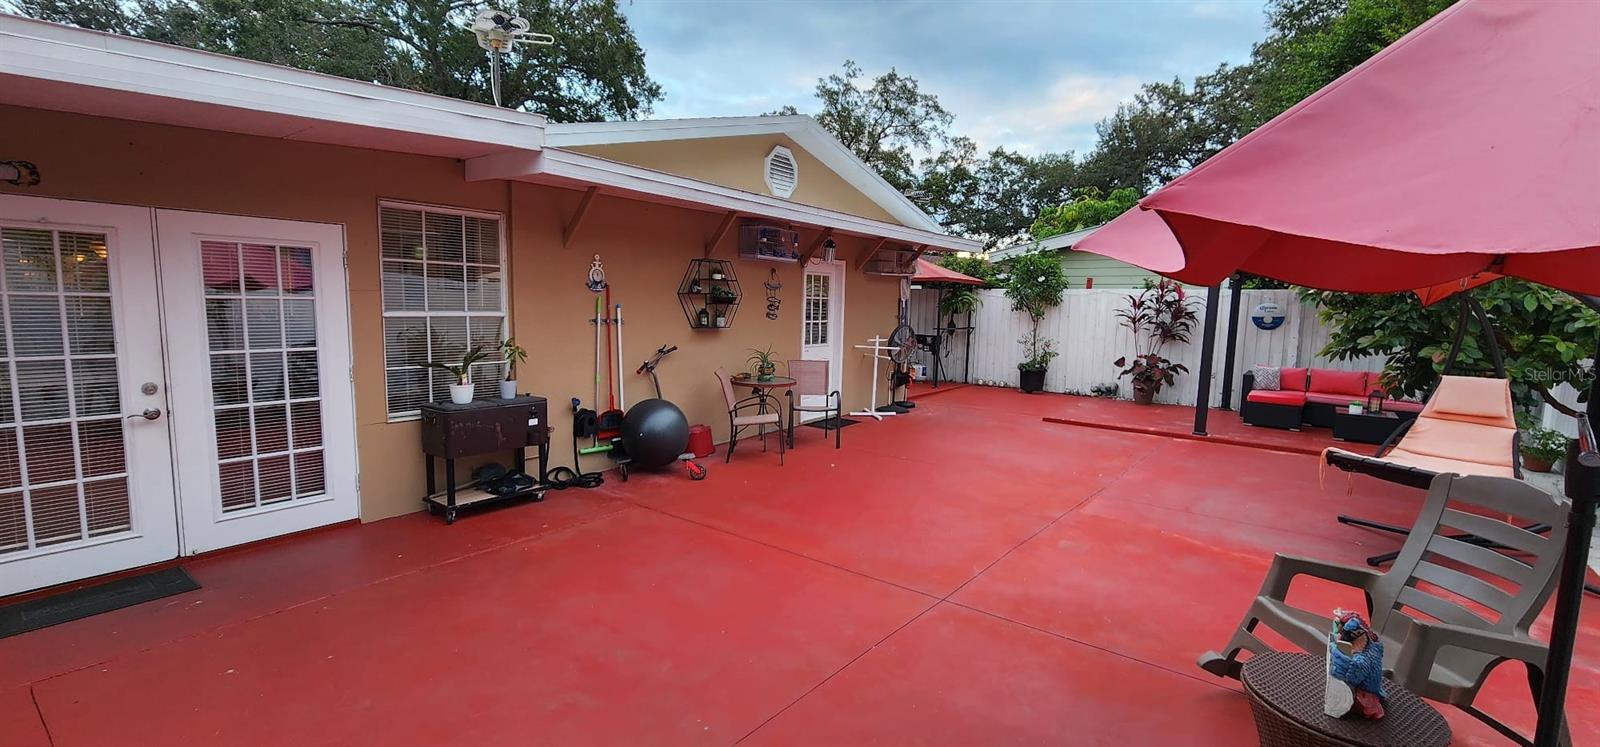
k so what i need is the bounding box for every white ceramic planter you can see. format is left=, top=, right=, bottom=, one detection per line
left=449, top=383, right=475, bottom=405
left=499, top=380, right=518, bottom=399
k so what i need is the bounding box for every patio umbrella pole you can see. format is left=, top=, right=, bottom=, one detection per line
left=1534, top=313, right=1600, bottom=747
left=1191, top=285, right=1222, bottom=436
left=1218, top=275, right=1244, bottom=411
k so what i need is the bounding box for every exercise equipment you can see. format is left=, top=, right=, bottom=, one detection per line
left=884, top=297, right=920, bottom=411
left=624, top=344, right=701, bottom=476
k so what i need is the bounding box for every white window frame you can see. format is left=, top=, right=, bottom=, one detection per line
left=377, top=200, right=509, bottom=422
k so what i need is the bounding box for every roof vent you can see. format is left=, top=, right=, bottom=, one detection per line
left=764, top=145, right=798, bottom=198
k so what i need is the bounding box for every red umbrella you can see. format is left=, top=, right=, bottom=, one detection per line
left=912, top=258, right=984, bottom=286
left=1075, top=3, right=1599, bottom=743
left=1077, top=0, right=1600, bottom=295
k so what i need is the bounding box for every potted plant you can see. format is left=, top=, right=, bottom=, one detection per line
left=747, top=346, right=778, bottom=382
left=1520, top=425, right=1570, bottom=473
left=1003, top=249, right=1069, bottom=392
left=424, top=344, right=491, bottom=405
left=1017, top=331, right=1057, bottom=393
left=1113, top=279, right=1198, bottom=405
left=498, top=338, right=527, bottom=399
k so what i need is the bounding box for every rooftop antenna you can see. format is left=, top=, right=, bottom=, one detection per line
left=467, top=9, right=553, bottom=107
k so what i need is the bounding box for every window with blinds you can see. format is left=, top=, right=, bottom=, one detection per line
left=1, top=226, right=132, bottom=556
left=379, top=204, right=506, bottom=420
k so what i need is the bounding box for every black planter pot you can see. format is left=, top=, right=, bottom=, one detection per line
left=1019, top=368, right=1046, bottom=393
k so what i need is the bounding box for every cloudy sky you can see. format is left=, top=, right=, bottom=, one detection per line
left=621, top=0, right=1270, bottom=156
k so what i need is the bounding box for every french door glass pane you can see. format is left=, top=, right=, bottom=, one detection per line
left=202, top=241, right=326, bottom=513
left=0, top=227, right=131, bottom=555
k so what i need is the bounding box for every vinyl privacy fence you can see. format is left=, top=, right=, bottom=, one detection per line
left=908, top=287, right=1385, bottom=408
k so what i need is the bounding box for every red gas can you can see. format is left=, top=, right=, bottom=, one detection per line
left=687, top=424, right=714, bottom=458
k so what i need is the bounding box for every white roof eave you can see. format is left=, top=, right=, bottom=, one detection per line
left=546, top=116, right=944, bottom=233
left=468, top=147, right=980, bottom=253
left=0, top=14, right=544, bottom=159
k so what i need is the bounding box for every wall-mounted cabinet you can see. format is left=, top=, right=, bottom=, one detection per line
left=677, top=258, right=742, bottom=330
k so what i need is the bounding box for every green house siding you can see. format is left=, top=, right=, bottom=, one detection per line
left=1059, top=250, right=1163, bottom=289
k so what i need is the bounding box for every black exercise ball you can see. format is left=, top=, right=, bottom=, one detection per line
left=621, top=398, right=690, bottom=470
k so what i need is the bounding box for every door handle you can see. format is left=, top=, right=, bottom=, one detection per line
left=126, top=408, right=162, bottom=421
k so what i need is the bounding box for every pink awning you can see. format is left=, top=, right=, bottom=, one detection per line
left=912, top=258, right=984, bottom=285
left=1076, top=0, right=1600, bottom=295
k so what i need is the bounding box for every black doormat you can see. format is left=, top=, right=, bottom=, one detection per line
left=801, top=417, right=863, bottom=431
left=0, top=567, right=199, bottom=639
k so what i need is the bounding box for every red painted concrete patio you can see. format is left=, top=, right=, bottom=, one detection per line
left=4, top=386, right=1598, bottom=746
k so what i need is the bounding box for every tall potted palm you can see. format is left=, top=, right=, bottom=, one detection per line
left=1004, top=250, right=1069, bottom=393
left=1113, top=280, right=1198, bottom=404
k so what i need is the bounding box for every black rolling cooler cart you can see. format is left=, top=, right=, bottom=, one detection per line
left=420, top=395, right=550, bottom=524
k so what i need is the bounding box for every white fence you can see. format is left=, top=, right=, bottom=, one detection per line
left=908, top=286, right=1385, bottom=407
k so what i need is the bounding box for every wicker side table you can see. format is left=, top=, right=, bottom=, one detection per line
left=1240, top=652, right=1450, bottom=747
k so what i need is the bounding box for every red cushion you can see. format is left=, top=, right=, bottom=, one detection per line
left=1309, top=369, right=1369, bottom=397
left=1379, top=399, right=1425, bottom=413
left=1279, top=367, right=1309, bottom=391
left=1306, top=392, right=1365, bottom=406
left=1247, top=390, right=1307, bottom=406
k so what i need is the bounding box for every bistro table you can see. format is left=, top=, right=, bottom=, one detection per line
left=1332, top=409, right=1403, bottom=445
left=730, top=374, right=796, bottom=414
left=1241, top=652, right=1450, bottom=747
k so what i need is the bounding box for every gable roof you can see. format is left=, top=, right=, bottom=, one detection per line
left=545, top=116, right=944, bottom=233
left=988, top=222, right=1107, bottom=261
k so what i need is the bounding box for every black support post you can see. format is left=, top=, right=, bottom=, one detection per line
left=1534, top=319, right=1600, bottom=747
left=1192, top=284, right=1222, bottom=436
left=1218, top=275, right=1245, bottom=411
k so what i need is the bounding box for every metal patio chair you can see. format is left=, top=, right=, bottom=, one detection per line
left=785, top=359, right=842, bottom=449
left=715, top=367, right=784, bottom=465
left=1198, top=474, right=1571, bottom=746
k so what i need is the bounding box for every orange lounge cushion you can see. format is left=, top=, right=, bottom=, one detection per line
left=1247, top=390, right=1307, bottom=406
left=1426, top=375, right=1515, bottom=423
left=1397, top=417, right=1517, bottom=468
left=1309, top=369, right=1369, bottom=397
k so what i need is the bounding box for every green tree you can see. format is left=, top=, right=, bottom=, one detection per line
left=936, top=254, right=998, bottom=286
left=15, top=0, right=662, bottom=121
left=1305, top=282, right=1600, bottom=414
left=1028, top=186, right=1141, bottom=238
left=1004, top=250, right=1070, bottom=370
left=770, top=60, right=953, bottom=191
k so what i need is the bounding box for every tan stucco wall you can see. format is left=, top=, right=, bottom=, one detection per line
left=1, top=105, right=901, bottom=523
left=568, top=135, right=901, bottom=224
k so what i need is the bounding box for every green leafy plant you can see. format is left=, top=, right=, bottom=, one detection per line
left=939, top=286, right=981, bottom=317
left=1304, top=280, right=1599, bottom=413
left=1521, top=425, right=1571, bottom=465
left=423, top=344, right=491, bottom=385
left=747, top=346, right=779, bottom=380
left=499, top=338, right=528, bottom=382
left=1113, top=279, right=1198, bottom=401
left=1004, top=249, right=1070, bottom=372
left=1017, top=331, right=1058, bottom=373
left=937, top=255, right=998, bottom=286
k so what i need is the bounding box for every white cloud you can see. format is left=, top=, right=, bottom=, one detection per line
left=951, top=73, right=1144, bottom=155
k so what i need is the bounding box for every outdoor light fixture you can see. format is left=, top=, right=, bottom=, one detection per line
left=1366, top=391, right=1384, bottom=413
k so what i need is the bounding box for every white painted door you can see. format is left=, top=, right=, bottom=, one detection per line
left=0, top=195, right=179, bottom=596
left=798, top=259, right=844, bottom=420
left=156, top=211, right=358, bottom=554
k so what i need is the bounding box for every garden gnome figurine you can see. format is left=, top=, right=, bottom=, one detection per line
left=1324, top=609, right=1386, bottom=719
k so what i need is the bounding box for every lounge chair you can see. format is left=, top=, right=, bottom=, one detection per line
left=1322, top=374, right=1521, bottom=491
left=1198, top=474, right=1571, bottom=746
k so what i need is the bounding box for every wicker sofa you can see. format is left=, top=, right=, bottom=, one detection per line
left=1240, top=367, right=1423, bottom=431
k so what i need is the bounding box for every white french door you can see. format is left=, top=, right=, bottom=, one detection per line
left=0, top=197, right=358, bottom=597
left=0, top=196, right=178, bottom=596
left=798, top=259, right=845, bottom=420
left=156, top=211, right=357, bottom=554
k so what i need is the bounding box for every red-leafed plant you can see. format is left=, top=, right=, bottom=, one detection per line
left=1114, top=279, right=1198, bottom=404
